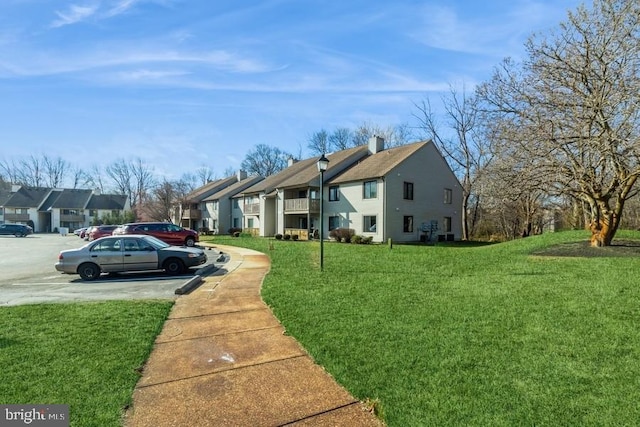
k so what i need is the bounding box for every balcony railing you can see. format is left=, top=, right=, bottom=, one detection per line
left=61, top=214, right=85, bottom=222
left=284, top=198, right=320, bottom=213
left=284, top=228, right=310, bottom=240
left=182, top=209, right=201, bottom=220
left=244, top=203, right=260, bottom=214
left=4, top=213, right=30, bottom=221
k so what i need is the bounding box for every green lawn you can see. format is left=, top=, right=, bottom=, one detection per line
left=207, top=230, right=640, bottom=426
left=2, top=231, right=639, bottom=426
left=0, top=300, right=173, bottom=426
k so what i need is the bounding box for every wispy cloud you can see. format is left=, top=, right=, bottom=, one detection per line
left=409, top=2, right=575, bottom=57
left=104, top=0, right=141, bottom=18
left=50, top=0, right=171, bottom=28
left=51, top=3, right=99, bottom=28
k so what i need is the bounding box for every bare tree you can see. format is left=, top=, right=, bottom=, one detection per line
left=352, top=122, right=412, bottom=148
left=329, top=128, right=353, bottom=150
left=414, top=85, right=493, bottom=240
left=84, top=164, right=106, bottom=193
left=142, top=179, right=176, bottom=222
left=16, top=155, right=44, bottom=187
left=477, top=0, right=640, bottom=246
left=195, top=165, right=215, bottom=185
left=69, top=167, right=93, bottom=189
left=42, top=155, right=69, bottom=188
left=308, top=129, right=330, bottom=155
left=386, top=123, right=415, bottom=148
left=352, top=122, right=385, bottom=146
left=131, top=158, right=156, bottom=212
left=240, top=144, right=291, bottom=177
left=106, top=159, right=134, bottom=200
left=0, top=159, right=20, bottom=184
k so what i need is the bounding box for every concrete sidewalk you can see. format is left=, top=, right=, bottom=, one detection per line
left=124, top=244, right=383, bottom=427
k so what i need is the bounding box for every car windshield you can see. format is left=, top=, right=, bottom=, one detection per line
left=142, top=235, right=171, bottom=249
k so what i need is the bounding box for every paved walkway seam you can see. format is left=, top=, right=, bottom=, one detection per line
left=278, top=401, right=363, bottom=426
left=155, top=325, right=284, bottom=343
left=134, top=354, right=309, bottom=389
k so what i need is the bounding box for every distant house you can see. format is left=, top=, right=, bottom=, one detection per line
left=0, top=184, right=129, bottom=232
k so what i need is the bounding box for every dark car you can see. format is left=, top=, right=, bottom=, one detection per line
left=0, top=223, right=33, bottom=237
left=113, top=222, right=199, bottom=247
left=55, top=234, right=207, bottom=281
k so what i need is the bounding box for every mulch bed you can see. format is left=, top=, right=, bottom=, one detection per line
left=532, top=239, right=640, bottom=258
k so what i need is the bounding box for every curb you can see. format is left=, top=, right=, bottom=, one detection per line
left=174, top=275, right=202, bottom=295
left=174, top=256, right=221, bottom=295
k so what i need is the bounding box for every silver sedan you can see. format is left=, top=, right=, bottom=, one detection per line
left=55, top=234, right=207, bottom=281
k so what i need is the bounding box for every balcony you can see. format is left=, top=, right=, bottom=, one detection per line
left=284, top=198, right=319, bottom=213
left=244, top=203, right=260, bottom=215
left=182, top=209, right=201, bottom=220
left=4, top=213, right=30, bottom=221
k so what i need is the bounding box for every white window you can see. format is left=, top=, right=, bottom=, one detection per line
left=363, top=181, right=377, bottom=199
left=363, top=215, right=377, bottom=232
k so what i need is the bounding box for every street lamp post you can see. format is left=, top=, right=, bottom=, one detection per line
left=317, top=154, right=329, bottom=271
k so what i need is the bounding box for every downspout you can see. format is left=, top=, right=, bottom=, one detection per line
left=382, top=176, right=386, bottom=243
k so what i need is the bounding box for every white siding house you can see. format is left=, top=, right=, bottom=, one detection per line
left=328, top=139, right=462, bottom=242
left=184, top=137, right=462, bottom=242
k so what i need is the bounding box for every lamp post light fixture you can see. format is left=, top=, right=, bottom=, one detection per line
left=317, top=154, right=329, bottom=271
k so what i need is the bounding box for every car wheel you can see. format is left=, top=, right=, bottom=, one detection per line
left=78, top=263, right=101, bottom=281
left=185, top=237, right=196, bottom=247
left=164, top=258, right=185, bottom=275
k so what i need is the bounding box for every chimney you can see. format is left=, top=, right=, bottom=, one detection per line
left=287, top=157, right=297, bottom=167
left=237, top=170, right=247, bottom=181
left=368, top=136, right=384, bottom=154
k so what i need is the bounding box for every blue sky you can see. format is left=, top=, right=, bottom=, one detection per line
left=0, top=0, right=582, bottom=183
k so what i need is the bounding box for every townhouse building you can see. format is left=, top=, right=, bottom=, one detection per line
left=175, top=171, right=263, bottom=233
left=0, top=184, right=129, bottom=232
left=231, top=137, right=462, bottom=242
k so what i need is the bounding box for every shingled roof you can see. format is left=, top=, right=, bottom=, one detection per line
left=276, top=145, right=369, bottom=189
left=240, top=145, right=371, bottom=195
left=203, top=175, right=263, bottom=202
left=85, top=194, right=128, bottom=210
left=240, top=157, right=318, bottom=195
left=3, top=186, right=52, bottom=208
left=186, top=176, right=238, bottom=202
left=2, top=185, right=128, bottom=211
left=47, top=189, right=92, bottom=209
left=330, top=141, right=430, bottom=184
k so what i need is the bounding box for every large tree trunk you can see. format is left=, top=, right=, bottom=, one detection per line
left=588, top=200, right=622, bottom=247
left=589, top=219, right=614, bottom=247
left=461, top=192, right=470, bottom=241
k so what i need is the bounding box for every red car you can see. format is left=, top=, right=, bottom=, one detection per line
left=88, top=225, right=119, bottom=241
left=112, top=222, right=199, bottom=247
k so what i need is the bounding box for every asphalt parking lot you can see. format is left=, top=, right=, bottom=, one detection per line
left=0, top=233, right=224, bottom=306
